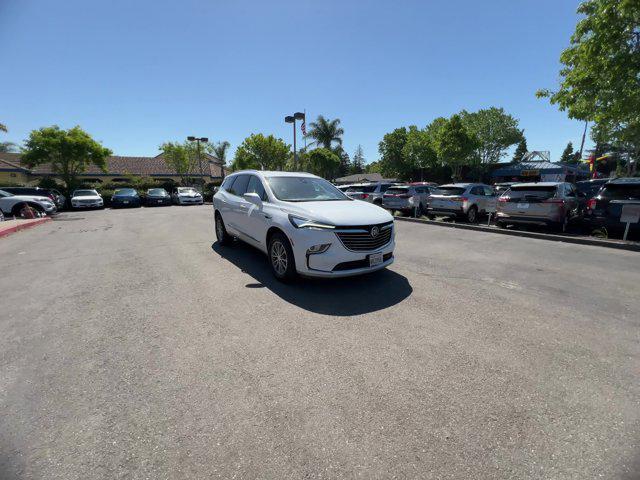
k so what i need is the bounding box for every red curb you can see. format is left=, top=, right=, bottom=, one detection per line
left=0, top=217, right=52, bottom=238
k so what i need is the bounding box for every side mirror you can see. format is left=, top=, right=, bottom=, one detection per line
left=243, top=192, right=263, bottom=208
left=213, top=186, right=219, bottom=193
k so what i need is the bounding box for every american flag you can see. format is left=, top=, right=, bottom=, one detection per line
left=301, top=118, right=306, bottom=135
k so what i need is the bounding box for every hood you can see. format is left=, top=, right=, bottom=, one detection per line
left=179, top=192, right=201, bottom=196
left=113, top=193, right=138, bottom=198
left=73, top=195, right=101, bottom=200
left=9, top=195, right=52, bottom=203
left=281, top=199, right=393, bottom=226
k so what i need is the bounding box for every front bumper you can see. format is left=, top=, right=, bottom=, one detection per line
left=289, top=226, right=395, bottom=278
left=178, top=196, right=204, bottom=204
left=111, top=199, right=140, bottom=208
left=72, top=201, right=103, bottom=209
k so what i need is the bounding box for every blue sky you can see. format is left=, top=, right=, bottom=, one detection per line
left=0, top=0, right=588, bottom=164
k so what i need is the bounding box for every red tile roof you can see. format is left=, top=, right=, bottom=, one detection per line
left=0, top=153, right=226, bottom=178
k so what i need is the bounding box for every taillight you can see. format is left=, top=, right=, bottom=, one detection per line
left=362, top=194, right=369, bottom=199
left=48, top=194, right=55, bottom=200
left=587, top=198, right=597, bottom=210
left=498, top=196, right=508, bottom=203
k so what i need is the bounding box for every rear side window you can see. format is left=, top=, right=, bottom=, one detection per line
left=386, top=187, right=409, bottom=195
left=228, top=175, right=250, bottom=196
left=470, top=186, right=484, bottom=195
left=379, top=184, right=393, bottom=192
left=246, top=175, right=268, bottom=201
left=220, top=176, right=235, bottom=191
left=600, top=184, right=640, bottom=201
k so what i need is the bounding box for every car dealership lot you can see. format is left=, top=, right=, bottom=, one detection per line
left=1, top=206, right=638, bottom=479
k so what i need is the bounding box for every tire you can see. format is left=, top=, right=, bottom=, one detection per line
left=466, top=206, right=478, bottom=223
left=415, top=203, right=424, bottom=217
left=268, top=232, right=297, bottom=282
left=553, top=215, right=569, bottom=234
left=427, top=214, right=436, bottom=220
left=215, top=212, right=232, bottom=246
left=496, top=221, right=506, bottom=229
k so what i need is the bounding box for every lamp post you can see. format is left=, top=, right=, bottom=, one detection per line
left=187, top=136, right=208, bottom=187
left=285, top=112, right=305, bottom=170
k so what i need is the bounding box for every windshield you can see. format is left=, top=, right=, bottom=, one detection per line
left=178, top=187, right=198, bottom=194
left=433, top=186, right=466, bottom=196
left=0, top=189, right=12, bottom=197
left=114, top=189, right=136, bottom=196
left=73, top=190, right=97, bottom=197
left=346, top=185, right=376, bottom=193
left=266, top=176, right=349, bottom=202
left=600, top=184, right=640, bottom=201
left=148, top=189, right=167, bottom=195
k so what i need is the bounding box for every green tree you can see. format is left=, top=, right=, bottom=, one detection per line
left=232, top=133, right=290, bottom=171
left=537, top=0, right=640, bottom=159
left=0, top=123, right=16, bottom=153
left=433, top=115, right=478, bottom=181
left=22, top=126, right=112, bottom=193
left=512, top=137, right=528, bottom=163
left=212, top=141, right=230, bottom=165
left=351, top=145, right=365, bottom=174
left=460, top=107, right=523, bottom=167
left=559, top=142, right=582, bottom=164
left=160, top=141, right=197, bottom=185
left=306, top=115, right=344, bottom=150
left=306, top=148, right=341, bottom=179
left=378, top=127, right=409, bottom=179
left=365, top=160, right=382, bottom=174
left=0, top=123, right=7, bottom=132
left=402, top=126, right=437, bottom=181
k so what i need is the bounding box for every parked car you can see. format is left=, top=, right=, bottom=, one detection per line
left=71, top=189, right=104, bottom=209
left=344, top=182, right=396, bottom=206
left=382, top=185, right=434, bottom=216
left=172, top=187, right=203, bottom=205
left=427, top=183, right=497, bottom=222
left=0, top=189, right=57, bottom=217
left=213, top=171, right=395, bottom=281
left=496, top=182, right=584, bottom=232
left=408, top=181, right=438, bottom=187
left=110, top=188, right=141, bottom=208
left=584, top=178, right=640, bottom=238
left=1, top=186, right=66, bottom=210
left=576, top=178, right=610, bottom=199
left=145, top=188, right=171, bottom=206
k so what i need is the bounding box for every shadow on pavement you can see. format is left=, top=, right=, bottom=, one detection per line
left=211, top=242, right=412, bottom=316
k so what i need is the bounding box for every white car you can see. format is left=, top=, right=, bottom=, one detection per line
left=71, top=189, right=104, bottom=209
left=213, top=171, right=395, bottom=281
left=0, top=189, right=57, bottom=217
left=172, top=187, right=203, bottom=205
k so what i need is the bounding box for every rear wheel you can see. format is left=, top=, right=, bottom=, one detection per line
left=215, top=212, right=232, bottom=245
left=553, top=215, right=569, bottom=233
left=268, top=232, right=297, bottom=282
left=496, top=221, right=506, bottom=229
left=466, top=206, right=478, bottom=223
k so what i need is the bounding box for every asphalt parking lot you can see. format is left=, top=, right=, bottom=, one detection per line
left=1, top=205, right=639, bottom=479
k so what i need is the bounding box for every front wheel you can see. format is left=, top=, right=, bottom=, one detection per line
left=268, top=232, right=297, bottom=282
left=215, top=213, right=232, bottom=245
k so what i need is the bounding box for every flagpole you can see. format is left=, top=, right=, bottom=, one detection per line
left=303, top=109, right=307, bottom=152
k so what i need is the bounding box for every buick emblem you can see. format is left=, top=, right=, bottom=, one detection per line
left=370, top=226, right=380, bottom=238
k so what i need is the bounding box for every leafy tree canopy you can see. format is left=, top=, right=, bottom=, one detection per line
left=378, top=127, right=409, bottom=178
left=512, top=137, right=528, bottom=163
left=305, top=148, right=341, bottom=179
left=460, top=107, right=523, bottom=165
left=351, top=145, right=365, bottom=174
left=433, top=114, right=478, bottom=180
left=22, top=126, right=112, bottom=192
left=212, top=141, right=231, bottom=164
left=160, top=141, right=199, bottom=184
left=232, top=133, right=290, bottom=171
left=537, top=0, right=640, bottom=151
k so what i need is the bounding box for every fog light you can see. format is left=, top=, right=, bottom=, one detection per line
left=306, top=243, right=331, bottom=255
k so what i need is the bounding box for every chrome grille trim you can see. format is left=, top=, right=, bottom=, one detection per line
left=335, top=222, right=393, bottom=252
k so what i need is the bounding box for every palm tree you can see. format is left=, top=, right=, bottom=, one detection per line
left=0, top=142, right=16, bottom=153
left=212, top=141, right=230, bottom=164
left=306, top=115, right=344, bottom=150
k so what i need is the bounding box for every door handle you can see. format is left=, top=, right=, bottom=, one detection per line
left=261, top=213, right=272, bottom=219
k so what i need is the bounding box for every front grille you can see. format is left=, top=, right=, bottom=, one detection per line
left=333, top=253, right=393, bottom=271
left=335, top=222, right=393, bottom=252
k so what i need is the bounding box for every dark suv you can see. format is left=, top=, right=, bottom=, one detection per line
left=585, top=178, right=640, bottom=238
left=0, top=186, right=66, bottom=209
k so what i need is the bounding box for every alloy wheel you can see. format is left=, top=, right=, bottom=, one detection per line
left=270, top=241, right=288, bottom=276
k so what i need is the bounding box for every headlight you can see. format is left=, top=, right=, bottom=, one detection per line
left=288, top=214, right=335, bottom=230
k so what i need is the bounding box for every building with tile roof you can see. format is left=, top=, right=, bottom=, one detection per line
left=0, top=152, right=227, bottom=186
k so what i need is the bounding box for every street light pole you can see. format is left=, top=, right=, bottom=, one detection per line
left=187, top=136, right=208, bottom=187
left=285, top=112, right=305, bottom=171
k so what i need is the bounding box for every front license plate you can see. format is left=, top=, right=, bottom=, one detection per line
left=157, top=200, right=162, bottom=203
left=369, top=252, right=383, bottom=267
left=517, top=203, right=529, bottom=209
left=123, top=200, right=129, bottom=204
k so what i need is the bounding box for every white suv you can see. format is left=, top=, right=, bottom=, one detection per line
left=213, top=171, right=395, bottom=281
